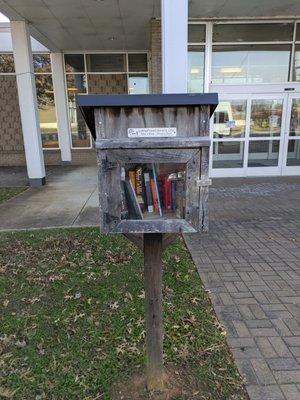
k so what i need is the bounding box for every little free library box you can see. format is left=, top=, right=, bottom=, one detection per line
left=77, top=93, right=218, bottom=234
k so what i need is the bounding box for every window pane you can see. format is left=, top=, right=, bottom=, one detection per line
left=290, top=99, right=300, bottom=137
left=87, top=74, right=127, bottom=94
left=213, top=141, right=244, bottom=168
left=128, top=53, right=148, bottom=72
left=213, top=23, right=294, bottom=42
left=35, top=75, right=58, bottom=148
left=66, top=74, right=90, bottom=148
left=188, top=24, right=206, bottom=43
left=296, top=23, right=300, bottom=41
left=66, top=74, right=87, bottom=94
left=33, top=54, right=51, bottom=73
left=212, top=45, right=291, bottom=84
left=287, top=139, right=300, bottom=166
left=248, top=140, right=280, bottom=167
left=188, top=46, right=204, bottom=93
left=294, top=45, right=300, bottom=82
left=250, top=99, right=282, bottom=137
left=64, top=54, right=85, bottom=73
left=86, top=54, right=126, bottom=72
left=213, top=100, right=246, bottom=138
left=0, top=54, right=14, bottom=73
left=128, top=75, right=149, bottom=94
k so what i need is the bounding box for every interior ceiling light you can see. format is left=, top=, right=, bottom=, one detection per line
left=190, top=68, right=200, bottom=74
left=221, top=67, right=242, bottom=74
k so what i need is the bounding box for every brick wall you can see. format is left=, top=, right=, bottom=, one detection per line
left=150, top=18, right=162, bottom=94
left=0, top=76, right=24, bottom=153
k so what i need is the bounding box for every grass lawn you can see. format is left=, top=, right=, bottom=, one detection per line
left=0, top=188, right=27, bottom=204
left=0, top=228, right=247, bottom=399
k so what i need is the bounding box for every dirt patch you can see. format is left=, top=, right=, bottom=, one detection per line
left=110, top=365, right=202, bottom=400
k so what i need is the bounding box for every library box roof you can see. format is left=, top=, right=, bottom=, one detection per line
left=76, top=93, right=218, bottom=139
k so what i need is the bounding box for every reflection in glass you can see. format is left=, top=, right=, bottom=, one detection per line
left=213, top=100, right=246, bottom=138
left=128, top=75, right=149, bottom=94
left=212, top=45, right=291, bottom=84
left=121, top=163, right=186, bottom=220
left=213, top=23, right=294, bottom=43
left=250, top=99, right=282, bottom=137
left=248, top=140, right=279, bottom=167
left=287, top=140, right=300, bottom=166
left=188, top=46, right=204, bottom=93
left=188, top=24, right=206, bottom=43
left=0, top=54, right=15, bottom=73
left=35, top=75, right=58, bottom=148
left=64, top=54, right=85, bottom=73
left=33, top=54, right=51, bottom=73
left=86, top=53, right=126, bottom=72
left=66, top=74, right=90, bottom=148
left=128, top=53, right=148, bottom=72
left=294, top=45, right=300, bottom=82
left=212, top=141, right=244, bottom=168
left=87, top=74, right=127, bottom=94
left=290, top=99, right=300, bottom=137
left=296, top=23, right=300, bottom=41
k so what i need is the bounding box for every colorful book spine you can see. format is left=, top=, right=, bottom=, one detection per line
left=128, top=170, right=136, bottom=191
left=150, top=178, right=159, bottom=213
left=135, top=166, right=145, bottom=212
left=152, top=163, right=162, bottom=216
left=143, top=172, right=153, bottom=213
left=163, top=177, right=172, bottom=211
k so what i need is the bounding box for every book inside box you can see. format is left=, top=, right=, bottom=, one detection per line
left=120, top=163, right=186, bottom=220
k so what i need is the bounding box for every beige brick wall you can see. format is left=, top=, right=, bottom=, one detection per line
left=0, top=76, right=24, bottom=153
left=150, top=18, right=162, bottom=94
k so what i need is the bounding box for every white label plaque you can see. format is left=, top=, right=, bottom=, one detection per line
left=128, top=127, right=177, bottom=138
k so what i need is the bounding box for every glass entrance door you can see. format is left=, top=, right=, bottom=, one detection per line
left=210, top=92, right=290, bottom=177
left=282, top=95, right=300, bottom=175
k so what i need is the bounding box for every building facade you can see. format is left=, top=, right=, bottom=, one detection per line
left=0, top=1, right=300, bottom=185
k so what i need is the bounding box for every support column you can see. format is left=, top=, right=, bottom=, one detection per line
left=161, top=0, right=188, bottom=93
left=51, top=53, right=72, bottom=164
left=11, top=21, right=46, bottom=187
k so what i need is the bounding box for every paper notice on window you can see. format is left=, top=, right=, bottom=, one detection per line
left=128, top=127, right=177, bottom=138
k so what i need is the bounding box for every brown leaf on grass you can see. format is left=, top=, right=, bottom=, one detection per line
left=0, top=387, right=18, bottom=398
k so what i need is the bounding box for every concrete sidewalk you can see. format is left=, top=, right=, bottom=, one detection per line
left=185, top=176, right=300, bottom=400
left=0, top=166, right=99, bottom=230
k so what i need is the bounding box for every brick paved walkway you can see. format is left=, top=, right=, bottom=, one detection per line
left=184, top=177, right=300, bottom=400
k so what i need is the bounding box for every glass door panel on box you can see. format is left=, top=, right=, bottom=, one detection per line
left=120, top=163, right=186, bottom=220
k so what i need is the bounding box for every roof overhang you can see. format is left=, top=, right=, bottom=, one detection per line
left=0, top=1, right=300, bottom=52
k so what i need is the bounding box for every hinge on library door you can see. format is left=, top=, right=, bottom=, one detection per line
left=101, top=158, right=117, bottom=172
left=196, top=178, right=212, bottom=187
left=104, top=212, right=119, bottom=225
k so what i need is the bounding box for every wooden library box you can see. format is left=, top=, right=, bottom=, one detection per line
left=77, top=93, right=218, bottom=234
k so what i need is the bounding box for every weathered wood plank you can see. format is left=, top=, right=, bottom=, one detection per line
left=95, top=106, right=211, bottom=139
left=96, top=136, right=211, bottom=150
left=106, top=148, right=197, bottom=164
left=185, top=150, right=201, bottom=231
left=112, top=219, right=197, bottom=234
left=144, top=233, right=164, bottom=390
left=123, top=233, right=144, bottom=251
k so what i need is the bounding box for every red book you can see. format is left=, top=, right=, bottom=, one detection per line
left=150, top=178, right=159, bottom=213
left=163, top=177, right=172, bottom=211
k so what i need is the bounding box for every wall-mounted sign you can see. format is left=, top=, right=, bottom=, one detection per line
left=128, top=127, right=177, bottom=138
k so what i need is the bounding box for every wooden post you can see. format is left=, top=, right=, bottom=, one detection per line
left=144, top=233, right=164, bottom=391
